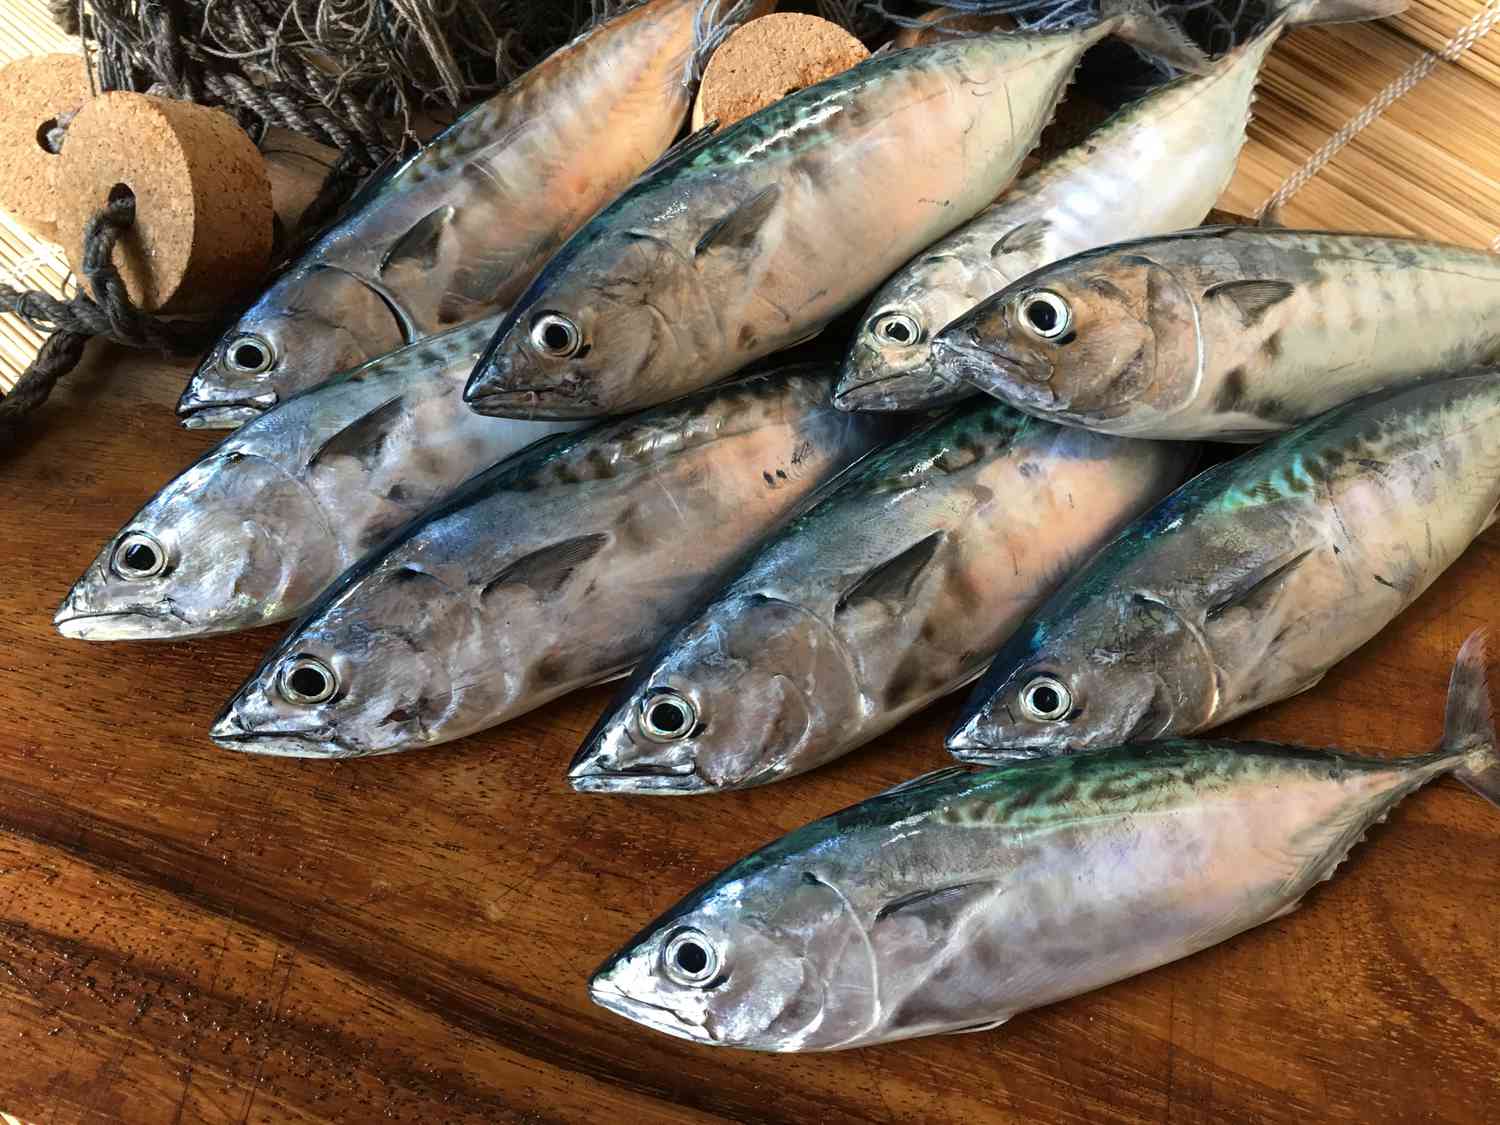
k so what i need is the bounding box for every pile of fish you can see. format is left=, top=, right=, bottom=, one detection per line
left=56, top=0, right=1500, bottom=1054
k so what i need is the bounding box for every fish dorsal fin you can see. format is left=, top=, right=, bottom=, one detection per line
left=307, top=395, right=406, bottom=470
left=873, top=764, right=973, bottom=799
left=695, top=184, right=782, bottom=259
left=643, top=120, right=721, bottom=178
left=380, top=204, right=455, bottom=275
left=1204, top=279, right=1295, bottom=327
left=874, top=880, right=996, bottom=923
left=1205, top=546, right=1316, bottom=622
left=991, top=219, right=1050, bottom=258
left=836, top=532, right=944, bottom=616
left=480, top=533, right=608, bottom=600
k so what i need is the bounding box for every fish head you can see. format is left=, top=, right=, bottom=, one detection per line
left=590, top=846, right=879, bottom=1050
left=211, top=557, right=477, bottom=757
left=946, top=586, right=1214, bottom=757
left=55, top=451, right=341, bottom=640
left=930, top=253, right=1201, bottom=427
left=570, top=594, right=860, bottom=794
left=835, top=297, right=971, bottom=413
left=179, top=267, right=407, bottom=428
left=465, top=231, right=694, bottom=418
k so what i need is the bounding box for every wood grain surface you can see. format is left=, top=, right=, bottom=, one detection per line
left=4, top=10, right=1500, bottom=1125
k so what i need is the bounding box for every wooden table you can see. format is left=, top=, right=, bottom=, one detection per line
left=1, top=339, right=1498, bottom=1124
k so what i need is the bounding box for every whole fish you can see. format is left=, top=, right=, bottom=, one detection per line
left=463, top=2, right=1206, bottom=420
left=56, top=316, right=577, bottom=640
left=832, top=0, right=1401, bottom=413
left=569, top=400, right=1190, bottom=793
left=590, top=631, right=1499, bottom=1051
left=947, top=373, right=1500, bottom=759
left=931, top=226, right=1500, bottom=440
left=177, top=0, right=736, bottom=429
left=210, top=368, right=895, bottom=757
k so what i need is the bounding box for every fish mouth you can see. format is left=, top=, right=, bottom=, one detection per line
left=566, top=755, right=706, bottom=795
left=463, top=383, right=596, bottom=421
left=834, top=361, right=969, bottom=413
left=176, top=384, right=278, bottom=429
left=587, top=978, right=715, bottom=1045
left=210, top=711, right=353, bottom=758
left=54, top=596, right=195, bottom=641
left=929, top=334, right=1050, bottom=404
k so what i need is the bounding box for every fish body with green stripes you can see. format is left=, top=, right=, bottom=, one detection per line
left=590, top=631, right=1500, bottom=1050
left=932, top=226, right=1500, bottom=440
left=947, top=373, right=1500, bottom=759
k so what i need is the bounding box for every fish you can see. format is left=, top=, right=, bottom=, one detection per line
left=930, top=223, right=1500, bottom=441
left=946, top=372, right=1500, bottom=759
left=176, top=0, right=739, bottom=429
left=56, top=316, right=579, bottom=640
left=209, top=367, right=897, bottom=757
left=568, top=399, right=1191, bottom=793
left=463, top=1, right=1208, bottom=420
left=832, top=0, right=1403, bottom=414
left=589, top=629, right=1500, bottom=1051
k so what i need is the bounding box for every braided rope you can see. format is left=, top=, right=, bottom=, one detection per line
left=1259, top=0, right=1500, bottom=223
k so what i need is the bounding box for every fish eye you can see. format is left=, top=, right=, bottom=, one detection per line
left=529, top=312, right=582, bottom=358
left=662, top=927, right=720, bottom=987
left=639, top=689, right=696, bottom=742
left=1020, top=675, right=1072, bottom=722
left=278, top=655, right=338, bottom=705
left=1018, top=291, right=1072, bottom=340
left=871, top=311, right=921, bottom=347
left=111, top=531, right=168, bottom=579
left=225, top=334, right=275, bottom=375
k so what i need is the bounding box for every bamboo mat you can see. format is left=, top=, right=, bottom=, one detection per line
left=0, top=0, right=1497, bottom=393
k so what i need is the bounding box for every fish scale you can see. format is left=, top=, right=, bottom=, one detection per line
left=948, top=372, right=1500, bottom=758
left=588, top=628, right=1499, bottom=1050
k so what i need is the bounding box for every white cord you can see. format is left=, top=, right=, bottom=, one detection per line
left=1258, top=0, right=1500, bottom=240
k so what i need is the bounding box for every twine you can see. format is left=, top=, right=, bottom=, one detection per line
left=1259, top=0, right=1500, bottom=230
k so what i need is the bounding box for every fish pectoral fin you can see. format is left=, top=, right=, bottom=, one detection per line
left=1204, top=546, right=1317, bottom=622
left=835, top=532, right=944, bottom=617
left=873, top=764, right=974, bottom=799
left=991, top=219, right=1050, bottom=257
left=480, top=532, right=608, bottom=600
left=644, top=120, right=721, bottom=177
left=1203, top=279, right=1295, bottom=327
left=380, top=204, right=456, bottom=275
left=874, top=880, right=997, bottom=924
left=307, top=394, right=406, bottom=470
left=694, top=184, right=782, bottom=259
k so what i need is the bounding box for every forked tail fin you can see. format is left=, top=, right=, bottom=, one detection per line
left=1444, top=629, right=1500, bottom=808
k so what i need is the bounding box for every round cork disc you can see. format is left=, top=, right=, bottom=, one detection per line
left=0, top=54, right=88, bottom=241
left=55, top=92, right=273, bottom=314
left=692, top=13, right=869, bottom=132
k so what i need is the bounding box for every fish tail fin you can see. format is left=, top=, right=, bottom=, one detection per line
left=1279, top=0, right=1409, bottom=27
left=1443, top=629, right=1500, bottom=808
left=1097, top=0, right=1211, bottom=74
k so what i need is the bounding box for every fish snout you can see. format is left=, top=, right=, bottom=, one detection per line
left=176, top=376, right=278, bottom=429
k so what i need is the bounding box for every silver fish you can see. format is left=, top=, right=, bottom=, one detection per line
left=463, top=2, right=1206, bottom=420
left=590, top=630, right=1499, bottom=1051
left=57, top=316, right=577, bottom=640
left=832, top=0, right=1401, bottom=413
left=178, top=0, right=732, bottom=429
left=947, top=372, right=1500, bottom=758
left=932, top=225, right=1500, bottom=440
left=210, top=367, right=895, bottom=757
left=569, top=399, right=1190, bottom=793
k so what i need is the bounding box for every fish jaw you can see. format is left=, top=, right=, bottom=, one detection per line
left=587, top=972, right=717, bottom=1046
left=928, top=329, right=1059, bottom=416
left=209, top=704, right=354, bottom=759
left=54, top=603, right=190, bottom=642
left=176, top=369, right=279, bottom=429
left=566, top=749, right=710, bottom=795
left=834, top=348, right=972, bottom=413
